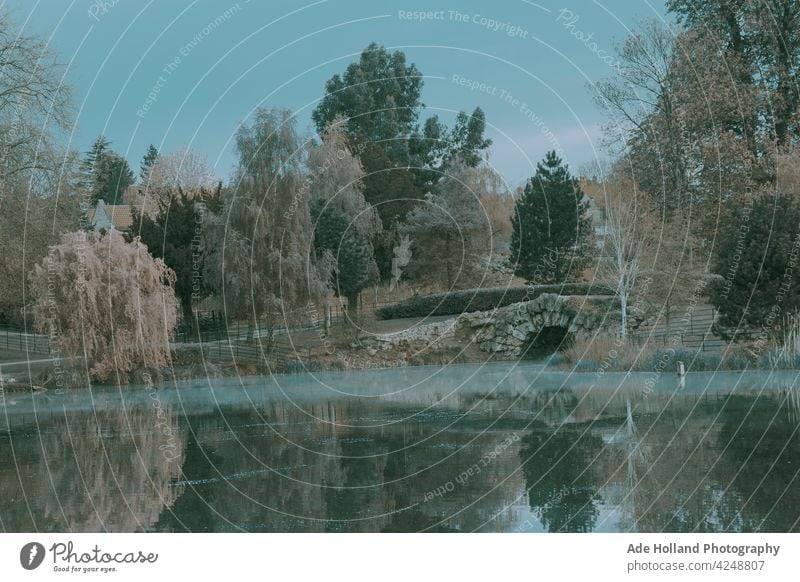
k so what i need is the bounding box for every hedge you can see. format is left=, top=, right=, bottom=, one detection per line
left=376, top=283, right=614, bottom=319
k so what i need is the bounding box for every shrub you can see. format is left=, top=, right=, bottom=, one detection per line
left=283, top=360, right=322, bottom=374
left=376, top=283, right=613, bottom=319
left=560, top=335, right=653, bottom=373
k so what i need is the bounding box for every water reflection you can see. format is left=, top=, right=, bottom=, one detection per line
left=1, top=365, right=798, bottom=532
left=0, top=407, right=184, bottom=532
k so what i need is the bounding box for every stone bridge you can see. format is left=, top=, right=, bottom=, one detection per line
left=370, top=293, right=623, bottom=358
left=460, top=293, right=621, bottom=357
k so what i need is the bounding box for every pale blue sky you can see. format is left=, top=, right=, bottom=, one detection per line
left=10, top=0, right=669, bottom=187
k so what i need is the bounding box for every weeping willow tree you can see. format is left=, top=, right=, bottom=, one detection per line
left=204, top=108, right=329, bottom=341
left=28, top=231, right=179, bottom=382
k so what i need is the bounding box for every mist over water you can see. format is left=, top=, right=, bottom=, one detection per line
left=2, top=363, right=798, bottom=533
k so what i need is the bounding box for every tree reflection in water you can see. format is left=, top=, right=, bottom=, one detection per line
left=2, top=370, right=800, bottom=532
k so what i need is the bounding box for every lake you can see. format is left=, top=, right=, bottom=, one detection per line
left=1, top=363, right=798, bottom=532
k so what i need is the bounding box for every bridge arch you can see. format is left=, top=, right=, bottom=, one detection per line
left=463, top=293, right=612, bottom=358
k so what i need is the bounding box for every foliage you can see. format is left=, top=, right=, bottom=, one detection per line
left=307, top=119, right=380, bottom=238
left=312, top=42, right=423, bottom=165
left=28, top=231, right=179, bottom=381
left=131, top=185, right=221, bottom=329
left=409, top=108, right=492, bottom=192
left=400, top=160, right=493, bottom=289
left=510, top=151, right=593, bottom=284
left=0, top=184, right=82, bottom=322
left=597, top=5, right=800, bottom=220
left=471, top=164, right=515, bottom=244
left=90, top=149, right=134, bottom=204
left=203, top=108, right=328, bottom=335
left=667, top=0, right=800, bottom=148
left=139, top=144, right=158, bottom=182
left=307, top=120, right=380, bottom=310
left=710, top=192, right=800, bottom=337
left=311, top=198, right=377, bottom=310
left=146, top=146, right=217, bottom=193
left=376, top=283, right=613, bottom=320
left=360, top=140, right=425, bottom=231
left=312, top=42, right=492, bottom=255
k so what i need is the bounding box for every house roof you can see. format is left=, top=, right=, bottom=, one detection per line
left=106, top=205, right=134, bottom=229
left=89, top=201, right=134, bottom=231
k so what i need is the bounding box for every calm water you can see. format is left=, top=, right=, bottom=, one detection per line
left=1, top=363, right=799, bottom=532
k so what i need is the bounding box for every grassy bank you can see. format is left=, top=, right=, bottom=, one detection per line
left=552, top=335, right=799, bottom=373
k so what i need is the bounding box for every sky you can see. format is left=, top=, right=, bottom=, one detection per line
left=9, top=0, right=670, bottom=188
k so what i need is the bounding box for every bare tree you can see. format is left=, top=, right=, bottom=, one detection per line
left=145, top=146, right=217, bottom=193
left=594, top=19, right=693, bottom=217
left=0, top=10, right=72, bottom=187
left=597, top=172, right=657, bottom=336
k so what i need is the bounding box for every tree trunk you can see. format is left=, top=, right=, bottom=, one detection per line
left=181, top=298, right=196, bottom=340
left=620, top=288, right=628, bottom=337
left=247, top=312, right=257, bottom=342
left=346, top=293, right=359, bottom=313
left=665, top=295, right=672, bottom=339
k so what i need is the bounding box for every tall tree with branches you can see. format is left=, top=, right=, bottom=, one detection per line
left=0, top=10, right=72, bottom=188
left=510, top=152, right=592, bottom=284
left=204, top=108, right=329, bottom=341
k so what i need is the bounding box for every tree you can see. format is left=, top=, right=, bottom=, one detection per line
left=594, top=20, right=694, bottom=217
left=312, top=42, right=423, bottom=165
left=596, top=172, right=657, bottom=335
left=140, top=144, right=159, bottom=182
left=28, top=230, right=178, bottom=382
left=510, top=151, right=592, bottom=284
left=91, top=150, right=134, bottom=204
left=80, top=134, right=109, bottom=186
left=307, top=119, right=380, bottom=238
left=359, top=140, right=424, bottom=230
left=668, top=0, right=800, bottom=148
left=131, top=185, right=221, bottom=335
left=0, top=181, right=81, bottom=323
left=307, top=120, right=380, bottom=312
left=203, top=108, right=328, bottom=340
left=710, top=192, right=800, bottom=338
left=0, top=9, right=80, bottom=323
left=312, top=42, right=493, bottom=238
left=597, top=7, right=800, bottom=221
left=640, top=215, right=718, bottom=338
left=0, top=9, right=72, bottom=188
left=470, top=162, right=515, bottom=245
left=401, top=160, right=492, bottom=290
left=449, top=108, right=492, bottom=167
left=310, top=199, right=377, bottom=311
left=146, top=146, right=216, bottom=193
left=409, top=107, right=493, bottom=192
